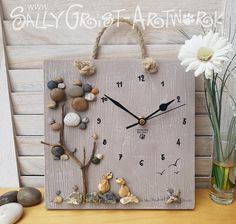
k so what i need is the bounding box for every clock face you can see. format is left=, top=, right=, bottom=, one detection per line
left=44, top=59, right=195, bottom=209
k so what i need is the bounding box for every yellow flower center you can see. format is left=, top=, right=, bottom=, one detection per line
left=197, top=47, right=213, bottom=61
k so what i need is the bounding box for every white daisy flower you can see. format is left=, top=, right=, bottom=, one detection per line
left=178, top=31, right=232, bottom=79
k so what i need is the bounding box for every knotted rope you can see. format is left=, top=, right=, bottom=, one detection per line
left=75, top=18, right=158, bottom=75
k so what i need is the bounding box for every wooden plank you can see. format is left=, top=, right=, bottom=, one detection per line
left=4, top=21, right=203, bottom=45
left=195, top=136, right=213, bottom=156
left=20, top=176, right=44, bottom=188
left=14, top=114, right=212, bottom=136
left=17, top=136, right=44, bottom=156
left=19, top=176, right=210, bottom=188
left=9, top=69, right=205, bottom=92
left=6, top=45, right=180, bottom=69
left=11, top=92, right=207, bottom=115
left=16, top=136, right=212, bottom=156
left=0, top=2, right=20, bottom=187
left=18, top=156, right=44, bottom=175
left=9, top=69, right=43, bottom=92
left=18, top=156, right=211, bottom=176
left=2, top=0, right=224, bottom=20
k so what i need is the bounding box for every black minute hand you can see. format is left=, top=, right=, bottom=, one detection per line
left=104, top=94, right=139, bottom=120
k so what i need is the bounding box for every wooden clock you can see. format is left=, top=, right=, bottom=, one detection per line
left=43, top=19, right=195, bottom=210
left=43, top=58, right=195, bottom=210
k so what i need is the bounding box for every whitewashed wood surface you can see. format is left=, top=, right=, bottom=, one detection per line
left=0, top=0, right=230, bottom=188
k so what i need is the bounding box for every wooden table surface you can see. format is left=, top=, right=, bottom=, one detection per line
left=0, top=188, right=235, bottom=224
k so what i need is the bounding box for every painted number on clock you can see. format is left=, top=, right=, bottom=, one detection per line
left=119, top=154, right=123, bottom=160
left=183, top=118, right=187, bottom=125
left=138, top=75, right=145, bottom=82
left=116, top=81, right=123, bottom=88
left=97, top=118, right=101, bottom=124
left=161, top=154, right=165, bottom=160
left=139, top=160, right=144, bottom=166
left=177, top=96, right=181, bottom=102
left=177, top=138, right=181, bottom=146
left=103, top=139, right=107, bottom=145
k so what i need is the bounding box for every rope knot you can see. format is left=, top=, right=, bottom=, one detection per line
left=143, top=57, right=158, bottom=74
left=74, top=59, right=96, bottom=76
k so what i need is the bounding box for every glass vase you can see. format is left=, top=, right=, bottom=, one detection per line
left=210, top=134, right=236, bottom=205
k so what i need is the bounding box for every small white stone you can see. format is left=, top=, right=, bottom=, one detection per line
left=64, top=112, right=81, bottom=127
left=82, top=117, right=89, bottom=123
left=84, top=93, right=96, bottom=101
left=58, top=83, right=66, bottom=89
left=96, top=153, right=103, bottom=160
left=0, top=203, right=23, bottom=224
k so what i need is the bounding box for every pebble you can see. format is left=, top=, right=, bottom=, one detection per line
left=78, top=122, right=87, bottom=130
left=120, top=195, right=139, bottom=205
left=51, top=146, right=65, bottom=158
left=17, top=187, right=42, bottom=207
left=64, top=112, right=81, bottom=127
left=0, top=191, right=18, bottom=206
left=58, top=83, right=66, bottom=89
left=60, top=154, right=69, bottom=161
left=86, top=192, right=101, bottom=203
left=91, top=157, right=100, bottom=165
left=54, top=191, right=63, bottom=204
left=72, top=80, right=82, bottom=86
left=82, top=84, right=92, bottom=93
left=50, top=88, right=65, bottom=102
left=82, top=117, right=89, bottom=123
left=0, top=203, right=23, bottom=224
left=48, top=118, right=55, bottom=125
left=67, top=86, right=84, bottom=98
left=99, top=191, right=118, bottom=204
left=66, top=192, right=83, bottom=205
left=50, top=122, right=61, bottom=131
left=72, top=97, right=89, bottom=111
left=47, top=101, right=57, bottom=109
left=53, top=76, right=63, bottom=83
left=47, top=80, right=58, bottom=90
left=85, top=92, right=96, bottom=101
left=91, top=87, right=99, bottom=95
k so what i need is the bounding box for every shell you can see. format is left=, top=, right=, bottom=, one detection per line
left=47, top=101, right=57, bottom=109
left=96, top=153, right=103, bottom=160
left=73, top=80, right=82, bottom=86
left=85, top=93, right=96, bottom=102
left=58, top=83, right=66, bottom=89
left=82, top=117, right=89, bottom=123
left=50, top=122, right=61, bottom=131
left=72, top=97, right=89, bottom=111
left=64, top=112, right=81, bottom=127
left=53, top=196, right=63, bottom=204
left=60, top=154, right=69, bottom=160
left=47, top=80, right=58, bottom=90
left=50, top=88, right=65, bottom=102
left=91, top=87, right=99, bottom=95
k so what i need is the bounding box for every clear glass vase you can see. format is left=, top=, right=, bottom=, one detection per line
left=210, top=134, right=236, bottom=205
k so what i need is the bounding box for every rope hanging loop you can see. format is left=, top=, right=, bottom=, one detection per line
left=75, top=18, right=158, bottom=75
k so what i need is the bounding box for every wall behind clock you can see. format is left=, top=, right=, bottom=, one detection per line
left=0, top=0, right=234, bottom=187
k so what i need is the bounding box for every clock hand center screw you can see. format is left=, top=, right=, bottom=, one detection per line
left=138, top=117, right=146, bottom=126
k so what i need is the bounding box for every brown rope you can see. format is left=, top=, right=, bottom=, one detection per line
left=92, top=18, right=147, bottom=59
left=74, top=18, right=158, bottom=75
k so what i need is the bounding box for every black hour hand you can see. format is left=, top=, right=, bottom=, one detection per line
left=104, top=94, right=139, bottom=120
left=145, top=99, right=175, bottom=120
